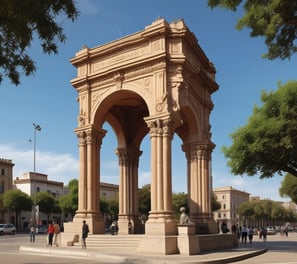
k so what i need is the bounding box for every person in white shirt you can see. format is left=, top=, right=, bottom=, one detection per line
left=248, top=226, right=254, bottom=243
left=241, top=224, right=248, bottom=244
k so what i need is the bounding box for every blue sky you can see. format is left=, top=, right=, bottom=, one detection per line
left=0, top=0, right=296, bottom=202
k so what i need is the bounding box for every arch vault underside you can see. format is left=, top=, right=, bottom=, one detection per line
left=64, top=18, right=219, bottom=254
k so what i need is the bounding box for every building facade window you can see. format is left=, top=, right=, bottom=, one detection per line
left=0, top=181, right=4, bottom=193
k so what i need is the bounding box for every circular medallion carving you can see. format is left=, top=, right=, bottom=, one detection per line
left=156, top=103, right=163, bottom=112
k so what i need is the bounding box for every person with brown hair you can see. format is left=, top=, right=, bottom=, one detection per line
left=53, top=222, right=61, bottom=247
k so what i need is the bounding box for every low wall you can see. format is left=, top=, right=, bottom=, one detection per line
left=198, top=233, right=238, bottom=252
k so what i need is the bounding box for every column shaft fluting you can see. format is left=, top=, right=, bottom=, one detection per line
left=183, top=143, right=213, bottom=218
left=77, top=131, right=87, bottom=213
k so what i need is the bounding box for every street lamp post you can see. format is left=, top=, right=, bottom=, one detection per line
left=32, top=123, right=41, bottom=229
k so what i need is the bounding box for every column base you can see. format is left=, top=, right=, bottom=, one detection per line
left=117, top=215, right=144, bottom=234
left=64, top=212, right=105, bottom=234
left=177, top=225, right=200, bottom=255
left=138, top=235, right=178, bottom=255
left=145, top=211, right=177, bottom=235
left=145, top=219, right=177, bottom=236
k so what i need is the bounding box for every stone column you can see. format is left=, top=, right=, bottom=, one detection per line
left=75, top=131, right=87, bottom=216
left=145, top=118, right=176, bottom=229
left=70, top=126, right=106, bottom=234
left=183, top=142, right=217, bottom=234
left=138, top=116, right=181, bottom=254
left=116, top=147, right=143, bottom=234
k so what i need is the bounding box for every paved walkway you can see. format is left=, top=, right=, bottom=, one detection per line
left=19, top=235, right=270, bottom=264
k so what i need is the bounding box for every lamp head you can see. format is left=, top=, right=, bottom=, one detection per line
left=33, top=123, right=41, bottom=131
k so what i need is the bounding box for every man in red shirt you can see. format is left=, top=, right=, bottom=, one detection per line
left=47, top=221, right=55, bottom=246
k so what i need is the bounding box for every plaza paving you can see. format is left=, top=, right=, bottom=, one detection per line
left=19, top=232, right=297, bottom=263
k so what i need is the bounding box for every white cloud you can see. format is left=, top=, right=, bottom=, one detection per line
left=102, top=160, right=118, bottom=171
left=139, top=171, right=151, bottom=187
left=0, top=144, right=78, bottom=185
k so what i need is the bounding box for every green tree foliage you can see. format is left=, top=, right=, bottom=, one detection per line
left=172, top=192, right=187, bottom=218
left=279, top=174, right=297, bottom=203
left=222, top=81, right=297, bottom=179
left=211, top=193, right=221, bottom=212
left=208, top=0, right=297, bottom=60
left=138, top=184, right=151, bottom=216
left=238, top=199, right=294, bottom=223
left=0, top=0, right=79, bottom=85
left=100, top=198, right=110, bottom=214
left=271, top=202, right=286, bottom=220
left=99, top=196, right=119, bottom=221
left=3, top=189, right=32, bottom=228
left=237, top=201, right=257, bottom=223
left=35, top=192, right=56, bottom=220
left=109, top=198, right=119, bottom=220
left=58, top=179, right=78, bottom=217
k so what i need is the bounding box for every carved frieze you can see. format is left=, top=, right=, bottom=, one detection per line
left=91, top=39, right=162, bottom=75
left=78, top=65, right=87, bottom=77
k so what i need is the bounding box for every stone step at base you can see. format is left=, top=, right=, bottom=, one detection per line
left=73, top=234, right=140, bottom=249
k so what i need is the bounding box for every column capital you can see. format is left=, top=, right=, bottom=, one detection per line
left=145, top=115, right=182, bottom=138
left=75, top=125, right=107, bottom=145
left=182, top=142, right=215, bottom=160
left=115, top=147, right=142, bottom=166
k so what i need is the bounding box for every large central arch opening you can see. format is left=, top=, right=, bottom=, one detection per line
left=94, top=90, right=150, bottom=234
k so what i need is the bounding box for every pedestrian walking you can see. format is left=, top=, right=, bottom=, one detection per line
left=231, top=224, right=237, bottom=234
left=237, top=224, right=241, bottom=240
left=241, top=224, right=248, bottom=244
left=47, top=220, right=55, bottom=247
left=261, top=226, right=267, bottom=242
left=53, top=222, right=61, bottom=247
left=81, top=220, right=89, bottom=249
left=220, top=221, right=228, bottom=234
left=28, top=220, right=35, bottom=243
left=285, top=224, right=289, bottom=237
left=248, top=226, right=253, bottom=243
left=110, top=221, right=118, bottom=235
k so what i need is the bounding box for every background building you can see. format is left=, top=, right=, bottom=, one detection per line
left=0, top=158, right=14, bottom=223
left=14, top=172, right=67, bottom=229
left=213, top=186, right=250, bottom=231
left=14, top=172, right=119, bottom=229
left=14, top=172, right=66, bottom=198
left=100, top=182, right=118, bottom=200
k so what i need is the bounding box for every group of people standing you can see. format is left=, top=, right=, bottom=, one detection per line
left=27, top=219, right=90, bottom=249
left=229, top=223, right=254, bottom=244
left=227, top=223, right=271, bottom=243
left=28, top=219, right=61, bottom=246
left=47, top=220, right=61, bottom=246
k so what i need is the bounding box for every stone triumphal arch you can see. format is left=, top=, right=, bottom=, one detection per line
left=64, top=19, right=219, bottom=254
